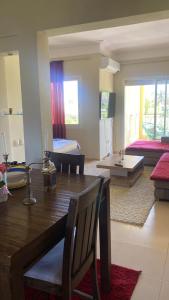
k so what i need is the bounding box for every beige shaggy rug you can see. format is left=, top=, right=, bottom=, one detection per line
left=110, top=167, right=155, bottom=226
left=84, top=161, right=155, bottom=226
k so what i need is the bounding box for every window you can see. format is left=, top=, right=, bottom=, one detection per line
left=142, top=84, right=155, bottom=139
left=63, top=80, right=79, bottom=125
left=143, top=80, right=169, bottom=139
left=125, top=80, right=169, bottom=145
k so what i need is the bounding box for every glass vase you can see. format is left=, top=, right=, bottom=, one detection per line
left=3, top=171, right=7, bottom=185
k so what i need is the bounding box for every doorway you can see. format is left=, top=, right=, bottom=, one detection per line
left=0, top=52, right=25, bottom=162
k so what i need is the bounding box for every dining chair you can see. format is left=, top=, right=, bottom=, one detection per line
left=24, top=176, right=104, bottom=300
left=46, top=151, right=85, bottom=175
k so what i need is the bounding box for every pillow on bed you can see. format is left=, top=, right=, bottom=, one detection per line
left=161, top=136, right=169, bottom=144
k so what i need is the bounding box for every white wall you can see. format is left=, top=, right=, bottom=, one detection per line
left=63, top=55, right=100, bottom=159
left=37, top=32, right=53, bottom=153
left=0, top=55, right=25, bottom=162
left=49, top=57, right=114, bottom=159
left=4, top=55, right=25, bottom=162
left=0, top=57, right=11, bottom=161
left=114, top=58, right=169, bottom=151
left=125, top=86, right=140, bottom=146
left=99, top=69, right=114, bottom=157
left=99, top=69, right=114, bottom=92
left=0, top=1, right=169, bottom=35
left=0, top=3, right=169, bottom=162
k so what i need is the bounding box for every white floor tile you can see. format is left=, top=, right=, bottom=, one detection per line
left=111, top=241, right=167, bottom=280
left=159, top=281, right=169, bottom=300
left=131, top=274, right=161, bottom=300
left=86, top=161, right=169, bottom=299
left=162, top=247, right=169, bottom=281
left=111, top=218, right=169, bottom=251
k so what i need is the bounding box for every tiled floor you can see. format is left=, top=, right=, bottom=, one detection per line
left=85, top=160, right=169, bottom=300
left=110, top=202, right=169, bottom=300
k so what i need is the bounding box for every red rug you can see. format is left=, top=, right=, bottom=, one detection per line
left=25, top=260, right=141, bottom=300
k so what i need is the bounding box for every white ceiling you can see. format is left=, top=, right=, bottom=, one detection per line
left=48, top=18, right=169, bottom=60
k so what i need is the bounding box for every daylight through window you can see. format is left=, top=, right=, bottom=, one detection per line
left=63, top=80, right=79, bottom=125
left=125, top=80, right=169, bottom=146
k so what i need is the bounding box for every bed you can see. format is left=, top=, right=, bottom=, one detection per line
left=53, top=138, right=80, bottom=154
left=125, top=140, right=169, bottom=165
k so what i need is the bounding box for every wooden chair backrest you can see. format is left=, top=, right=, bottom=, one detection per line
left=46, top=152, right=85, bottom=175
left=62, top=177, right=104, bottom=287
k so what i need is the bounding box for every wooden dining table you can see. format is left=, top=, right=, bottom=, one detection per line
left=0, top=171, right=111, bottom=300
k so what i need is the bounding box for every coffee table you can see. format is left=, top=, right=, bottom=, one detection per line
left=96, top=154, right=144, bottom=187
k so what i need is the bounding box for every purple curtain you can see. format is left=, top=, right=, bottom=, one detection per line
left=50, top=61, right=66, bottom=138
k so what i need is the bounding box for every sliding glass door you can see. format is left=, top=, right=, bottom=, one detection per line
left=156, top=81, right=166, bottom=139
left=142, top=84, right=155, bottom=139
left=143, top=80, right=169, bottom=139
left=125, top=80, right=169, bottom=145
left=166, top=82, right=169, bottom=136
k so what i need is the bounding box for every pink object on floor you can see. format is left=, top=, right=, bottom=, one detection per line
left=126, top=140, right=169, bottom=152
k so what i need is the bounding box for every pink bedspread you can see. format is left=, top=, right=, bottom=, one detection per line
left=126, top=140, right=169, bottom=152
left=151, top=153, right=169, bottom=181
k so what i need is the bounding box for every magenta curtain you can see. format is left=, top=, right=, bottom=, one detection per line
left=50, top=61, right=66, bottom=138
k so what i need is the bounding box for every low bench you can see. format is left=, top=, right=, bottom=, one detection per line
left=150, top=153, right=169, bottom=200
left=125, top=139, right=169, bottom=166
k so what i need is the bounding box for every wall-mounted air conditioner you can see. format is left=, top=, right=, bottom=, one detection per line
left=100, top=56, right=120, bottom=74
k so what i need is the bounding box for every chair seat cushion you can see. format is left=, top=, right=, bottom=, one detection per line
left=24, top=239, right=64, bottom=286
left=150, top=153, right=169, bottom=181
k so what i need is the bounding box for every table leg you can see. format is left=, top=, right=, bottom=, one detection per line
left=0, top=265, right=25, bottom=300
left=10, top=269, right=25, bottom=300
left=0, top=266, right=12, bottom=300
left=99, top=178, right=111, bottom=293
